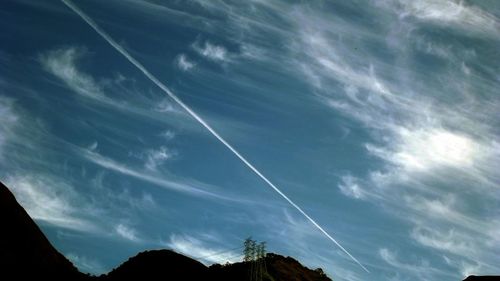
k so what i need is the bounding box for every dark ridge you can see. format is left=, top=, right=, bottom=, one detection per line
left=2, top=180, right=497, bottom=281
left=102, top=250, right=208, bottom=280
left=209, top=253, right=332, bottom=281
left=0, top=181, right=87, bottom=280
left=464, top=277, right=500, bottom=281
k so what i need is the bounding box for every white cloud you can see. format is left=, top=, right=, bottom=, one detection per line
left=40, top=47, right=104, bottom=99
left=410, top=226, right=477, bottom=257
left=153, top=98, right=178, bottom=113
left=144, top=146, right=174, bottom=171
left=39, top=47, right=189, bottom=126
left=366, top=128, right=479, bottom=172
left=4, top=174, right=99, bottom=232
left=165, top=3, right=499, bottom=276
left=280, top=4, right=500, bottom=276
left=379, top=248, right=454, bottom=279
left=26, top=2, right=499, bottom=278
left=176, top=54, right=196, bottom=71
left=395, top=0, right=499, bottom=36
left=159, top=129, right=176, bottom=140
left=404, top=194, right=496, bottom=237
left=338, top=175, right=366, bottom=200
left=164, top=234, right=241, bottom=265
left=81, top=149, right=233, bottom=201
left=192, top=40, right=229, bottom=62
left=115, top=223, right=141, bottom=242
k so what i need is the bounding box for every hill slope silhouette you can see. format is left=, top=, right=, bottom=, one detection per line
left=0, top=181, right=86, bottom=280
left=463, top=277, right=500, bottom=281
left=0, top=181, right=332, bottom=280
left=1, top=181, right=498, bottom=280
left=102, top=250, right=208, bottom=280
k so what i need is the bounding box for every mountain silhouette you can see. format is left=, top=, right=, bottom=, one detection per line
left=209, top=253, right=331, bottom=281
left=0, top=181, right=87, bottom=280
left=1, top=181, right=498, bottom=280
left=463, top=277, right=500, bottom=281
left=102, top=250, right=208, bottom=280
left=0, top=181, right=332, bottom=280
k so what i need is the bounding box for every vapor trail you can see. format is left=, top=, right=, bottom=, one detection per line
left=61, top=0, right=369, bottom=273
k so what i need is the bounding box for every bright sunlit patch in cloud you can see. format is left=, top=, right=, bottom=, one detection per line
left=425, top=131, right=474, bottom=165
left=368, top=128, right=476, bottom=171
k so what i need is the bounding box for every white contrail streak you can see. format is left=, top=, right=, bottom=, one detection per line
left=61, top=0, right=369, bottom=273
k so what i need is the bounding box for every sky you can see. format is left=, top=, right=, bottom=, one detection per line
left=1, top=0, right=499, bottom=280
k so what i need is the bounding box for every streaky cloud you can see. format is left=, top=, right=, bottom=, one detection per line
left=393, top=0, right=500, bottom=37
left=60, top=0, right=369, bottom=272
left=4, top=174, right=100, bottom=233
left=165, top=234, right=241, bottom=265
left=81, top=149, right=231, bottom=201
left=115, top=223, right=141, bottom=243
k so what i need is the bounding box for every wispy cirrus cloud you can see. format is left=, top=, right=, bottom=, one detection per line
left=115, top=223, right=141, bottom=243
left=168, top=0, right=500, bottom=277
left=390, top=0, right=500, bottom=37
left=337, top=175, right=366, bottom=200
left=159, top=129, right=176, bottom=140
left=40, top=47, right=104, bottom=99
left=144, top=146, right=175, bottom=171
left=4, top=174, right=100, bottom=233
left=279, top=5, right=500, bottom=277
left=125, top=0, right=500, bottom=277
left=6, top=0, right=499, bottom=279
left=0, top=95, right=178, bottom=245
left=410, top=226, right=477, bottom=258
left=164, top=233, right=242, bottom=265
left=379, top=248, right=455, bottom=279
left=39, top=46, right=192, bottom=126
left=192, top=40, right=229, bottom=62
left=80, top=149, right=233, bottom=201
left=175, top=53, right=196, bottom=71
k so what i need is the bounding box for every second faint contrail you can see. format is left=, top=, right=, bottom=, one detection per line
left=60, top=0, right=369, bottom=273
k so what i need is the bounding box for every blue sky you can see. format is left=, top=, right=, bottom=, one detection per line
left=1, top=0, right=499, bottom=280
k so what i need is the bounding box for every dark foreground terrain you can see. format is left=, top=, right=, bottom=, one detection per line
left=464, top=277, right=500, bottom=281
left=1, top=181, right=498, bottom=281
left=0, top=181, right=330, bottom=280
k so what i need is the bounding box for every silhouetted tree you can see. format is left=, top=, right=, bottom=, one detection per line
left=315, top=268, right=327, bottom=277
